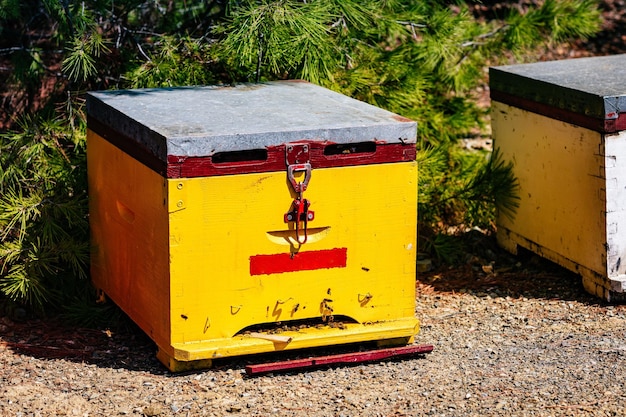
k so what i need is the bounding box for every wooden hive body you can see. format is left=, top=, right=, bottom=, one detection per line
left=87, top=81, right=419, bottom=370
left=491, top=54, right=626, bottom=301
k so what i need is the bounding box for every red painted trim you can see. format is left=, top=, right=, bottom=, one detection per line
left=245, top=344, right=434, bottom=375
left=88, top=117, right=168, bottom=176
left=88, top=118, right=417, bottom=179
left=169, top=142, right=416, bottom=179
left=250, top=248, right=347, bottom=276
left=491, top=89, right=626, bottom=134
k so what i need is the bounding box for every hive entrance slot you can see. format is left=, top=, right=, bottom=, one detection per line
left=323, top=142, right=376, bottom=156
left=236, top=315, right=359, bottom=337
left=212, top=149, right=268, bottom=164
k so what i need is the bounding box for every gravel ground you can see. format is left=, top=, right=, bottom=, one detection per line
left=2, top=248, right=626, bottom=417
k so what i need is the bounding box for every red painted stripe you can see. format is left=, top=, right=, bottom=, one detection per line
left=245, top=344, right=434, bottom=375
left=250, top=248, right=347, bottom=276
left=491, top=89, right=626, bottom=133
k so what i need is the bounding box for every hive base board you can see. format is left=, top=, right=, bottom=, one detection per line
left=155, top=318, right=419, bottom=372
left=156, top=351, right=214, bottom=373
left=497, top=227, right=626, bottom=302
left=244, top=343, right=434, bottom=376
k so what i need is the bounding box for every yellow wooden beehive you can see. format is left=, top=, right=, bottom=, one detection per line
left=491, top=55, right=626, bottom=302
left=87, top=81, right=419, bottom=371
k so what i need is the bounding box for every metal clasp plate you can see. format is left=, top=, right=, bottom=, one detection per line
left=285, top=143, right=310, bottom=165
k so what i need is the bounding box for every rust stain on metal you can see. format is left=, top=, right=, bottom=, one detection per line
left=392, top=115, right=414, bottom=123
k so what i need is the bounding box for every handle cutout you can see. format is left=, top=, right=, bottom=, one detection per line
left=323, top=142, right=376, bottom=156
left=116, top=201, right=135, bottom=224
left=212, top=149, right=268, bottom=164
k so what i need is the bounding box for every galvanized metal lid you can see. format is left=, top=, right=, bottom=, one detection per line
left=87, top=81, right=416, bottom=161
left=490, top=54, right=626, bottom=132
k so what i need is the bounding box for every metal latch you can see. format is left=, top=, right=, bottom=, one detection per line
left=287, top=163, right=311, bottom=193
left=284, top=144, right=314, bottom=245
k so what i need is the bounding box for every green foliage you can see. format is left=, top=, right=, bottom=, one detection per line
left=0, top=0, right=20, bottom=21
left=125, top=36, right=218, bottom=88
left=503, top=0, right=601, bottom=50
left=63, top=31, right=109, bottom=82
left=0, top=0, right=603, bottom=312
left=216, top=0, right=364, bottom=83
left=59, top=296, right=126, bottom=328
left=0, top=115, right=89, bottom=310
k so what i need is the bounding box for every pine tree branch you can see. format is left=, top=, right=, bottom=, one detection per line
left=395, top=21, right=427, bottom=28
left=457, top=24, right=510, bottom=65
left=58, top=0, right=75, bottom=37
left=396, top=20, right=427, bottom=41
left=0, top=47, right=30, bottom=54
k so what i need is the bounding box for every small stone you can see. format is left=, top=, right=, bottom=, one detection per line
left=226, top=406, right=242, bottom=413
left=143, top=405, right=162, bottom=416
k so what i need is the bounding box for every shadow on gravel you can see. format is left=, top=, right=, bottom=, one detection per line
left=1, top=301, right=435, bottom=376
left=0, top=314, right=433, bottom=376
left=417, top=231, right=604, bottom=306
left=0, top=314, right=171, bottom=374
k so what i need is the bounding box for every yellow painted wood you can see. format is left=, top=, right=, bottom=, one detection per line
left=89, top=128, right=419, bottom=370
left=493, top=101, right=613, bottom=298
left=164, top=320, right=417, bottom=371
left=497, top=227, right=611, bottom=300
left=88, top=131, right=172, bottom=348
left=156, top=349, right=213, bottom=372
left=169, top=319, right=418, bottom=362
left=493, top=101, right=606, bottom=272
left=167, top=162, right=418, bottom=343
